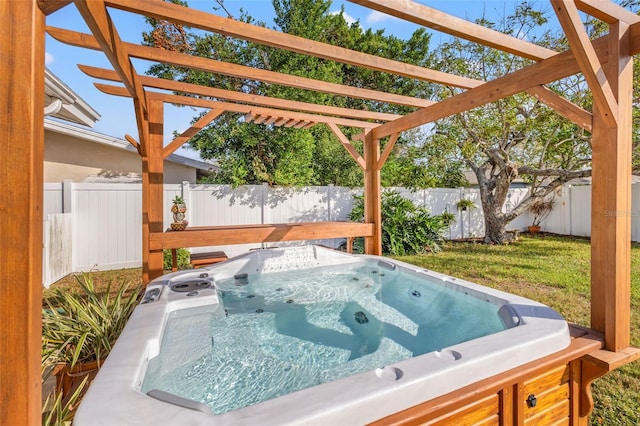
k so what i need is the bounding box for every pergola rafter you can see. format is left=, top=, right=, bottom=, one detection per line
left=3, top=0, right=640, bottom=424
left=96, top=84, right=381, bottom=129
left=79, top=65, right=402, bottom=122
left=575, top=0, right=640, bottom=24
left=103, top=0, right=483, bottom=89
left=47, top=26, right=434, bottom=109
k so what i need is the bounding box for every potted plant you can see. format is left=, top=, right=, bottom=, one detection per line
left=42, top=274, right=142, bottom=402
left=456, top=198, right=476, bottom=212
left=439, top=210, right=457, bottom=227
left=527, top=197, right=555, bottom=234
left=170, top=195, right=188, bottom=230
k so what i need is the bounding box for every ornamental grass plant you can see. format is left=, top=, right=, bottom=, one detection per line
left=42, top=272, right=142, bottom=425
left=42, top=273, right=142, bottom=369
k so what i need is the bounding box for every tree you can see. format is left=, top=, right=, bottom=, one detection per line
left=144, top=0, right=463, bottom=187
left=428, top=3, right=599, bottom=244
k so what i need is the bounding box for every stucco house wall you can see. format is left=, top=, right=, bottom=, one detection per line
left=44, top=121, right=199, bottom=183
left=43, top=68, right=215, bottom=184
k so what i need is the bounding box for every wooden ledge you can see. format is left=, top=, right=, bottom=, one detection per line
left=584, top=347, right=640, bottom=372
left=150, top=221, right=375, bottom=250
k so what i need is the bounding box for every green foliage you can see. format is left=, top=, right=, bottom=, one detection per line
left=42, top=274, right=142, bottom=369
left=439, top=211, right=456, bottom=227
left=42, top=375, right=89, bottom=426
left=456, top=198, right=476, bottom=212
left=172, top=195, right=184, bottom=205
left=349, top=190, right=449, bottom=255
left=163, top=248, right=191, bottom=270
left=146, top=0, right=465, bottom=188
left=527, top=197, right=555, bottom=227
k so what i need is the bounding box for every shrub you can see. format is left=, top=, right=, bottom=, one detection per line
left=163, top=248, right=191, bottom=270
left=349, top=190, right=450, bottom=255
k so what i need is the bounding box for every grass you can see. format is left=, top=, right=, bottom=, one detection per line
left=43, top=268, right=143, bottom=306
left=395, top=234, right=640, bottom=426
left=44, top=235, right=640, bottom=425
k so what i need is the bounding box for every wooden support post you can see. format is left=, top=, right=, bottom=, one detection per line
left=590, top=21, right=632, bottom=351
left=0, top=2, right=45, bottom=424
left=142, top=99, right=165, bottom=282
left=363, top=130, right=382, bottom=255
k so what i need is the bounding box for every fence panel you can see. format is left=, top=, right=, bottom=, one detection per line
left=187, top=184, right=264, bottom=256
left=568, top=185, right=592, bottom=237
left=42, top=181, right=640, bottom=284
left=43, top=213, right=73, bottom=287
left=44, top=183, right=63, bottom=217
left=72, top=183, right=142, bottom=271
left=633, top=184, right=640, bottom=242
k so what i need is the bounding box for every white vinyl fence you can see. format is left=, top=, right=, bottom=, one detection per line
left=41, top=181, right=640, bottom=286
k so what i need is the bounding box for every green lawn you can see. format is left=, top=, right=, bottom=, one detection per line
left=396, top=234, right=640, bottom=426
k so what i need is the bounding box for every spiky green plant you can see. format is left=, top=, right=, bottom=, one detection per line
left=42, top=375, right=89, bottom=426
left=42, top=273, right=142, bottom=369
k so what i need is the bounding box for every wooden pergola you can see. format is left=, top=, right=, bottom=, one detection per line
left=2, top=0, right=640, bottom=424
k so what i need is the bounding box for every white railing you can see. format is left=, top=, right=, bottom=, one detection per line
left=41, top=181, right=640, bottom=284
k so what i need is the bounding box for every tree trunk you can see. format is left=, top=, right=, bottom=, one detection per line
left=483, top=206, right=509, bottom=244
left=477, top=175, right=511, bottom=244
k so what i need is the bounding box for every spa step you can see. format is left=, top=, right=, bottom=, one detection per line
left=190, top=251, right=228, bottom=268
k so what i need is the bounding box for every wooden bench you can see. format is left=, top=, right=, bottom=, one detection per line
left=170, top=249, right=228, bottom=271
left=189, top=251, right=228, bottom=269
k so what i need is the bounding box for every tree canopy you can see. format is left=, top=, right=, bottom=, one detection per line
left=144, top=0, right=465, bottom=187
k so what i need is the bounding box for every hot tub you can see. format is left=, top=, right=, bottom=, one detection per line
left=75, top=246, right=570, bottom=425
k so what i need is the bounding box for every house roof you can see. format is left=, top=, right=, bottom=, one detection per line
left=567, top=175, right=640, bottom=185
left=45, top=67, right=101, bottom=127
left=44, top=118, right=217, bottom=174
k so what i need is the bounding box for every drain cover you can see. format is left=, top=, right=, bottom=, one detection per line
left=354, top=311, right=369, bottom=324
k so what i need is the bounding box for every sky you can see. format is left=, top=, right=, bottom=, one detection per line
left=44, top=1, right=550, bottom=160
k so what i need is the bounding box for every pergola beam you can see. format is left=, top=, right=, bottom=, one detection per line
left=326, top=123, right=367, bottom=170
left=79, top=64, right=591, bottom=132
left=163, top=109, right=224, bottom=158
left=48, top=27, right=433, bottom=109
left=372, top=25, right=636, bottom=140
left=72, top=1, right=150, bottom=154
left=349, top=0, right=558, bottom=61
left=552, top=0, right=618, bottom=128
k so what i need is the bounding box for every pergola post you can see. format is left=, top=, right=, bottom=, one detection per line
left=142, top=99, right=165, bottom=282
left=0, top=1, right=45, bottom=423
left=364, top=130, right=382, bottom=255
left=590, top=21, right=633, bottom=351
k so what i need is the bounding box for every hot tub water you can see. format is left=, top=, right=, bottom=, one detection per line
left=142, top=261, right=508, bottom=414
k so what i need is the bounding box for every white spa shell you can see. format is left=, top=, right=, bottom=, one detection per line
left=74, top=246, right=571, bottom=425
